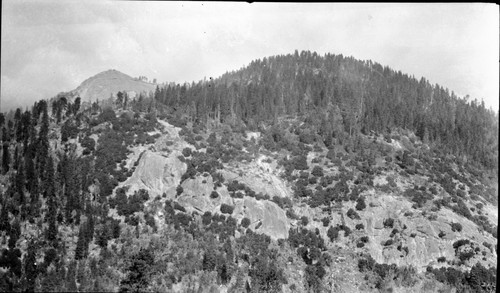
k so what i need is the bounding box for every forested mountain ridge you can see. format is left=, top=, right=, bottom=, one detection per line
left=0, top=50, right=497, bottom=292
left=154, top=50, right=498, bottom=171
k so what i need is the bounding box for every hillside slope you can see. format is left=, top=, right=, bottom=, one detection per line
left=0, top=52, right=497, bottom=293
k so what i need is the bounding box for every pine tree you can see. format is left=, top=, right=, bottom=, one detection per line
left=75, top=223, right=88, bottom=260
left=46, top=195, right=58, bottom=242
left=21, top=110, right=32, bottom=154
left=8, top=219, right=21, bottom=249
left=0, top=200, right=10, bottom=232
left=73, top=97, right=81, bottom=114
left=65, top=260, right=78, bottom=292
left=23, top=240, right=38, bottom=292
left=119, top=248, right=154, bottom=292
left=37, top=102, right=50, bottom=178
left=2, top=127, right=10, bottom=174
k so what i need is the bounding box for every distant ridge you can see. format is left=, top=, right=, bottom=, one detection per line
left=69, top=69, right=156, bottom=103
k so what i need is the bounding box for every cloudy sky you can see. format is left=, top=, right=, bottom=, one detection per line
left=1, top=1, right=498, bottom=111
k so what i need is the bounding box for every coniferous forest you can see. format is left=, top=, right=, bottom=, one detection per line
left=0, top=51, right=497, bottom=292
left=155, top=51, right=498, bottom=170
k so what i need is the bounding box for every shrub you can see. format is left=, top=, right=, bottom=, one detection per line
left=301, top=216, right=309, bottom=226
left=241, top=217, right=251, bottom=228
left=383, top=239, right=394, bottom=246
left=450, top=222, right=462, bottom=232
left=452, top=239, right=471, bottom=250
left=360, top=236, right=369, bottom=243
left=286, top=209, right=299, bottom=220
left=321, top=217, right=330, bottom=227
left=458, top=250, right=475, bottom=262
left=311, top=166, right=324, bottom=177
left=299, top=171, right=309, bottom=179
left=210, top=191, right=219, bottom=199
left=355, top=223, right=364, bottom=230
left=80, top=136, right=96, bottom=151
left=220, top=204, right=234, bottom=215
left=383, top=218, right=394, bottom=228
left=438, top=231, right=446, bottom=238
left=355, top=197, right=366, bottom=211
left=340, top=225, right=351, bottom=237
left=356, top=242, right=365, bottom=248
left=182, top=147, right=192, bottom=157
left=452, top=199, right=472, bottom=219
left=202, top=212, right=212, bottom=226
left=176, top=185, right=184, bottom=196
left=483, top=242, right=493, bottom=252
left=326, top=149, right=336, bottom=161
left=173, top=202, right=186, bottom=213
left=293, top=155, right=308, bottom=170
left=98, top=107, right=117, bottom=123
left=357, top=253, right=376, bottom=272
left=347, top=208, right=360, bottom=220
left=327, top=226, right=340, bottom=242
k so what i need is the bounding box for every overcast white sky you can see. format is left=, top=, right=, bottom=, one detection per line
left=1, top=1, right=498, bottom=112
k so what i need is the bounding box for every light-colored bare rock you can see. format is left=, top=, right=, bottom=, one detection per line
left=124, top=150, right=186, bottom=197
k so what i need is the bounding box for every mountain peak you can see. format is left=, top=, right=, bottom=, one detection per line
left=70, top=69, right=155, bottom=103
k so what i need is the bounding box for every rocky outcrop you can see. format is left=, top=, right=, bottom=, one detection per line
left=220, top=157, right=293, bottom=199
left=354, top=192, right=497, bottom=272
left=233, top=197, right=289, bottom=240
left=124, top=150, right=186, bottom=197
left=177, top=176, right=290, bottom=240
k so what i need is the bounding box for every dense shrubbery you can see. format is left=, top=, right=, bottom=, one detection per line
left=61, top=119, right=79, bottom=142
left=288, top=226, right=329, bottom=289
left=452, top=199, right=473, bottom=219
left=404, top=187, right=433, bottom=208
left=311, top=166, right=324, bottom=177
left=272, top=195, right=293, bottom=210
left=427, top=262, right=496, bottom=292
left=358, top=253, right=418, bottom=289
left=80, top=136, right=95, bottom=152
left=111, top=188, right=150, bottom=218
left=327, top=224, right=351, bottom=242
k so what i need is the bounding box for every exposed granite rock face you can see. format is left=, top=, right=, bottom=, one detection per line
left=178, top=176, right=290, bottom=240
left=122, top=119, right=193, bottom=197
left=233, top=197, right=289, bottom=240
left=124, top=150, right=186, bottom=197
left=178, top=177, right=233, bottom=211
left=220, top=156, right=293, bottom=200
left=353, top=192, right=497, bottom=272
